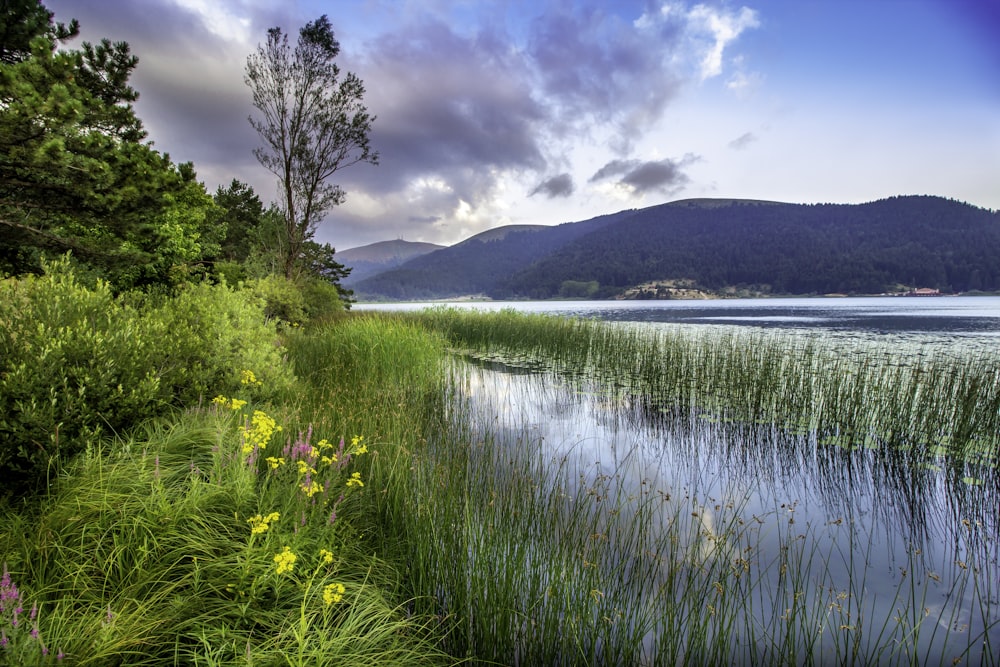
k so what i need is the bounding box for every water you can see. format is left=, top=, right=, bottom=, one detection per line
left=357, top=295, right=1000, bottom=337
left=363, top=297, right=1000, bottom=662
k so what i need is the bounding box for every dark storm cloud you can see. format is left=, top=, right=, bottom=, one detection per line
left=322, top=19, right=552, bottom=243
left=530, top=173, right=574, bottom=198
left=728, top=132, right=757, bottom=150
left=44, top=0, right=290, bottom=196
left=526, top=5, right=683, bottom=148
left=356, top=19, right=547, bottom=193
left=591, top=156, right=698, bottom=195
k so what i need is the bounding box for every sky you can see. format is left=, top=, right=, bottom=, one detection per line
left=46, top=0, right=1000, bottom=251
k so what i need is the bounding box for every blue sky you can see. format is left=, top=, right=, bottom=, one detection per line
left=47, top=0, right=1000, bottom=250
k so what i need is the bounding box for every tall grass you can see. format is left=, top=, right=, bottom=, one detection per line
left=3, top=306, right=995, bottom=665
left=409, top=308, right=1000, bottom=472
left=0, top=315, right=454, bottom=666
left=380, top=308, right=998, bottom=664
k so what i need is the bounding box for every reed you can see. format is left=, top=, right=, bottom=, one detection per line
left=387, top=308, right=998, bottom=664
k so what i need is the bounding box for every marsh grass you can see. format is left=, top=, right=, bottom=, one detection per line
left=0, top=314, right=455, bottom=666
left=2, top=308, right=995, bottom=665
left=380, top=308, right=998, bottom=664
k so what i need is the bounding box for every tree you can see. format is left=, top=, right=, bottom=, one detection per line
left=245, top=15, right=377, bottom=279
left=0, top=2, right=216, bottom=287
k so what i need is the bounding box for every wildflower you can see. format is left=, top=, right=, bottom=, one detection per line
left=350, top=435, right=368, bottom=455
left=212, top=395, right=246, bottom=411
left=265, top=456, right=285, bottom=470
left=248, top=512, right=280, bottom=535
left=296, top=460, right=315, bottom=476
left=241, top=410, right=282, bottom=454
left=300, top=480, right=322, bottom=497
left=274, top=546, right=297, bottom=575
left=319, top=549, right=334, bottom=565
left=323, top=582, right=346, bottom=605
left=346, top=472, right=364, bottom=488
left=241, top=369, right=263, bottom=386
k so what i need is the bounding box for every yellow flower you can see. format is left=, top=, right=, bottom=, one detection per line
left=323, top=582, right=346, bottom=605
left=213, top=396, right=246, bottom=410
left=241, top=369, right=263, bottom=387
left=241, top=410, right=282, bottom=454
left=350, top=435, right=368, bottom=455
left=321, top=455, right=337, bottom=465
left=274, top=546, right=297, bottom=575
left=300, top=480, right=323, bottom=497
left=265, top=456, right=285, bottom=470
left=346, top=472, right=364, bottom=488
left=296, top=460, right=316, bottom=475
left=319, top=549, right=334, bottom=565
left=248, top=512, right=280, bottom=534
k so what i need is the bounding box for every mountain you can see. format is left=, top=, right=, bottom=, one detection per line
left=352, top=210, right=638, bottom=299
left=352, top=196, right=1000, bottom=300
left=338, top=240, right=444, bottom=284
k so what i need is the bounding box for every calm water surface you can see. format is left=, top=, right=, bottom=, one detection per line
left=358, top=295, right=1000, bottom=337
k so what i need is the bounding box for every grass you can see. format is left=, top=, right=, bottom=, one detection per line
left=1, top=308, right=996, bottom=665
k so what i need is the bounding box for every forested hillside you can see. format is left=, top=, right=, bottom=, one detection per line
left=354, top=196, right=1000, bottom=299
left=353, top=209, right=637, bottom=298
left=502, top=196, right=1000, bottom=298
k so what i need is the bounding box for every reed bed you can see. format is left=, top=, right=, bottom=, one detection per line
left=408, top=308, right=1000, bottom=473
left=386, top=308, right=998, bottom=664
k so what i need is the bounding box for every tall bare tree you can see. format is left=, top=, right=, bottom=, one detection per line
left=245, top=16, right=377, bottom=278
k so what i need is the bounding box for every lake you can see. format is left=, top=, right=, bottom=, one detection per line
left=360, top=297, right=1000, bottom=662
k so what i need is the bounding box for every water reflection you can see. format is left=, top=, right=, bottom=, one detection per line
left=453, top=356, right=999, bottom=663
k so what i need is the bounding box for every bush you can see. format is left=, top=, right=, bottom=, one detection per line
left=0, top=257, right=295, bottom=494
left=250, top=274, right=309, bottom=326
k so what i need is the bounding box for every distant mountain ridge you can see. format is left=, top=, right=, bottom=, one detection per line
left=339, top=239, right=443, bottom=284
left=349, top=196, right=1000, bottom=299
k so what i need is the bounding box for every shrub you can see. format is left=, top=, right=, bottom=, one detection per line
left=250, top=274, right=309, bottom=326
left=0, top=257, right=294, bottom=495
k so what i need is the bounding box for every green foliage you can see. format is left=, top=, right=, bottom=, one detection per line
left=250, top=274, right=310, bottom=326
left=558, top=279, right=599, bottom=298
left=0, top=257, right=293, bottom=494
left=0, top=410, right=449, bottom=665
left=0, top=3, right=219, bottom=288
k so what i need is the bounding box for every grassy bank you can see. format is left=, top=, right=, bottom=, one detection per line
left=2, top=287, right=996, bottom=664
left=0, top=269, right=455, bottom=665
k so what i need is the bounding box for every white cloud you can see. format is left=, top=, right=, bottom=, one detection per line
left=687, top=4, right=759, bottom=80
left=170, top=0, right=253, bottom=43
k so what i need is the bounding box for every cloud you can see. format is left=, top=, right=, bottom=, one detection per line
left=530, top=173, right=574, bottom=198
left=43, top=1, right=763, bottom=248
left=527, top=5, right=684, bottom=150
left=635, top=2, right=760, bottom=82
left=728, top=132, right=757, bottom=150
left=590, top=155, right=698, bottom=195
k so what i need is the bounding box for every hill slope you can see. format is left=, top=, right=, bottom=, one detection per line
left=503, top=196, right=1000, bottom=297
left=338, top=240, right=444, bottom=284
left=352, top=210, right=637, bottom=299
left=353, top=196, right=1000, bottom=299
